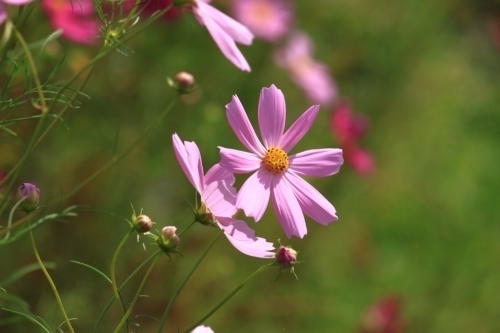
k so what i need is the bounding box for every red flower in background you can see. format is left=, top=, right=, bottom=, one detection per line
left=130, top=0, right=182, bottom=21
left=359, top=296, right=406, bottom=333
left=330, top=101, right=374, bottom=175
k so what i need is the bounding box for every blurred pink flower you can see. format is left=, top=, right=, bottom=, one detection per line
left=219, top=85, right=343, bottom=239
left=0, top=0, right=34, bottom=24
left=330, top=101, right=374, bottom=175
left=231, top=0, right=293, bottom=42
left=359, top=296, right=406, bottom=333
left=123, top=0, right=182, bottom=22
left=42, top=0, right=99, bottom=44
left=191, top=326, right=214, bottom=333
left=172, top=133, right=275, bottom=258
left=192, top=0, right=253, bottom=71
left=275, top=31, right=338, bottom=106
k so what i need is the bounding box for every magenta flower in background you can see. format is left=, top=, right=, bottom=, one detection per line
left=172, top=133, right=275, bottom=258
left=0, top=0, right=34, bottom=24
left=330, top=101, right=374, bottom=175
left=42, top=0, right=99, bottom=44
left=219, top=85, right=343, bottom=239
left=231, top=0, right=293, bottom=42
left=191, top=326, right=214, bottom=333
left=275, top=31, right=338, bottom=106
left=191, top=0, right=254, bottom=71
left=359, top=296, right=406, bottom=333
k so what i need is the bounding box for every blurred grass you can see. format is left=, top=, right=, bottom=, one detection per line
left=1, top=0, right=500, bottom=332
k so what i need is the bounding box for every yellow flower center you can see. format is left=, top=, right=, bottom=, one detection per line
left=262, top=147, right=289, bottom=173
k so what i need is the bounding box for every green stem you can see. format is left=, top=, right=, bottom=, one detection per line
left=116, top=0, right=142, bottom=34
left=28, top=220, right=75, bottom=333
left=112, top=250, right=162, bottom=333
left=110, top=228, right=134, bottom=330
left=0, top=96, right=179, bottom=237
left=183, top=264, right=273, bottom=333
left=93, top=250, right=160, bottom=333
left=157, top=230, right=223, bottom=333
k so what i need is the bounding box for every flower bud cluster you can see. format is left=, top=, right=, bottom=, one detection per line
left=156, top=226, right=180, bottom=253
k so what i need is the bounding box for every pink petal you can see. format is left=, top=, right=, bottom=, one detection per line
left=197, top=1, right=253, bottom=45
left=236, top=168, right=272, bottom=221
left=205, top=163, right=235, bottom=185
left=279, top=105, right=319, bottom=152
left=271, top=175, right=307, bottom=238
left=194, top=3, right=251, bottom=71
left=203, top=181, right=237, bottom=217
left=0, top=5, right=6, bottom=24
left=289, top=148, right=343, bottom=177
left=258, top=85, right=286, bottom=148
left=226, top=95, right=266, bottom=156
left=3, top=0, right=34, bottom=5
left=219, top=147, right=262, bottom=173
left=217, top=217, right=275, bottom=258
left=284, top=171, right=337, bottom=224
left=172, top=134, right=204, bottom=193
left=346, top=147, right=375, bottom=175
left=190, top=325, right=214, bottom=333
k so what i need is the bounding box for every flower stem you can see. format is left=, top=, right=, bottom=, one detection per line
left=0, top=97, right=179, bottom=237
left=110, top=228, right=134, bottom=331
left=157, top=230, right=223, bottom=333
left=112, top=250, right=162, bottom=333
left=28, top=220, right=75, bottom=333
left=183, top=263, right=274, bottom=333
left=93, top=250, right=160, bottom=333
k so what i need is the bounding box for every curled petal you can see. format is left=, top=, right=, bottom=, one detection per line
left=289, top=148, right=343, bottom=177
left=279, top=105, right=319, bottom=152
left=258, top=85, right=286, bottom=148
left=203, top=181, right=237, bottom=218
left=271, top=175, right=307, bottom=238
left=217, top=217, right=275, bottom=258
left=219, top=147, right=262, bottom=173
left=226, top=96, right=266, bottom=156
left=172, top=134, right=204, bottom=193
left=195, top=3, right=251, bottom=71
left=284, top=171, right=337, bottom=224
left=205, top=163, right=235, bottom=185
left=236, top=168, right=272, bottom=221
left=197, top=1, right=253, bottom=45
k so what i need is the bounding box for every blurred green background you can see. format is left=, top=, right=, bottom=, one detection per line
left=1, top=0, right=500, bottom=332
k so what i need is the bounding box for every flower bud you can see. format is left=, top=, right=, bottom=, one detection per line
left=16, top=183, right=40, bottom=213
left=157, top=225, right=180, bottom=253
left=133, top=214, right=153, bottom=233
left=168, top=71, right=195, bottom=94
left=275, top=245, right=297, bottom=269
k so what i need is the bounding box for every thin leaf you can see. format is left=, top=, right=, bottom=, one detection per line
left=1, top=308, right=51, bottom=333
left=70, top=261, right=111, bottom=284
left=0, top=262, right=57, bottom=287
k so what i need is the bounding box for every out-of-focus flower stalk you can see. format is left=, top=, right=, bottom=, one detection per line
left=183, top=263, right=273, bottom=333
left=157, top=230, right=224, bottom=333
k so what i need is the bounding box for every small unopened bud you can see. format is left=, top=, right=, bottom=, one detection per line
left=17, top=183, right=40, bottom=213
left=168, top=71, right=195, bottom=94
left=157, top=225, right=180, bottom=253
left=134, top=214, right=153, bottom=233
left=276, top=246, right=297, bottom=269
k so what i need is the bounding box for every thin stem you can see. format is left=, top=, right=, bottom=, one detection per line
left=157, top=230, right=223, bottom=333
left=28, top=220, right=75, bottom=333
left=92, top=250, right=160, bottom=332
left=183, top=264, right=274, bottom=333
left=178, top=220, right=196, bottom=237
left=0, top=97, right=179, bottom=237
left=110, top=228, right=134, bottom=330
left=112, top=250, right=162, bottom=333
left=116, top=0, right=142, bottom=34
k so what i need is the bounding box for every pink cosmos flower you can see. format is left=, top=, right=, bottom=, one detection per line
left=330, top=101, right=374, bottom=175
left=231, top=0, right=293, bottom=42
left=172, top=133, right=275, bottom=258
left=219, top=85, right=343, bottom=239
left=275, top=31, right=338, bottom=106
left=191, top=0, right=253, bottom=71
left=359, top=296, right=406, bottom=333
left=0, top=0, right=33, bottom=24
left=42, top=0, right=99, bottom=44
left=191, top=326, right=214, bottom=333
